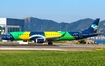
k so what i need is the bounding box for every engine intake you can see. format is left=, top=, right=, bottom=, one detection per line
left=36, top=38, right=44, bottom=43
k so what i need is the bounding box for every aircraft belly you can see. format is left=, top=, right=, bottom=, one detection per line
left=59, top=37, right=75, bottom=40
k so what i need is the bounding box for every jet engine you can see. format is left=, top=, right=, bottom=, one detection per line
left=29, top=35, right=46, bottom=43
left=36, top=38, right=45, bottom=43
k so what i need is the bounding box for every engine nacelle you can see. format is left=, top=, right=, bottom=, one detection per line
left=36, top=38, right=45, bottom=43
left=30, top=35, right=46, bottom=43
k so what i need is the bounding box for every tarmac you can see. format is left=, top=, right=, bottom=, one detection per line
left=0, top=42, right=105, bottom=51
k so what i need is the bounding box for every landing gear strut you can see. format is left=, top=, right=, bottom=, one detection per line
left=48, top=41, right=53, bottom=45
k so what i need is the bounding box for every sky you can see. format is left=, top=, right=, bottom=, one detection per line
left=0, top=0, right=105, bottom=22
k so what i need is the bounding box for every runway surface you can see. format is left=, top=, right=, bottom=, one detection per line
left=0, top=43, right=105, bottom=51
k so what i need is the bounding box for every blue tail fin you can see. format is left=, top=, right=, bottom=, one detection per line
left=82, top=18, right=100, bottom=33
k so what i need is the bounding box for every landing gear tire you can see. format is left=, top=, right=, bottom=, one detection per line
left=48, top=42, right=53, bottom=45
left=34, top=40, right=37, bottom=44
left=10, top=40, right=13, bottom=42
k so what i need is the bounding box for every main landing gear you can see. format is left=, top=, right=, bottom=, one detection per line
left=48, top=41, right=53, bottom=45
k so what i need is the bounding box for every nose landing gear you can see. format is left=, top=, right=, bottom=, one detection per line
left=48, top=41, right=53, bottom=45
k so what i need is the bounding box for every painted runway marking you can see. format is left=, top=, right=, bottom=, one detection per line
left=0, top=48, right=62, bottom=50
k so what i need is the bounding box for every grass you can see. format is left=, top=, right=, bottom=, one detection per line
left=0, top=50, right=105, bottom=66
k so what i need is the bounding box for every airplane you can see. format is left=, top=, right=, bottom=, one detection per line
left=1, top=18, right=101, bottom=45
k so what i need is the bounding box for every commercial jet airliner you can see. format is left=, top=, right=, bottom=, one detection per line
left=1, top=18, right=101, bottom=45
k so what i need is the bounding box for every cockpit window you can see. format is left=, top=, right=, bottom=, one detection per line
left=6, top=34, right=12, bottom=38
left=7, top=35, right=10, bottom=38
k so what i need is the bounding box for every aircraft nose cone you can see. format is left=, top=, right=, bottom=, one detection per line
left=1, top=35, right=6, bottom=40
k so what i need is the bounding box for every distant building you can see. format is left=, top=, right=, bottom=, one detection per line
left=0, top=18, right=24, bottom=34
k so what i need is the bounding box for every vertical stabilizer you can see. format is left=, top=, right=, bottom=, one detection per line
left=82, top=18, right=100, bottom=33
